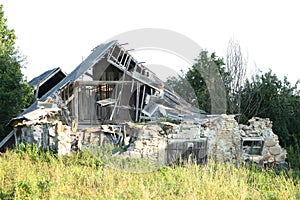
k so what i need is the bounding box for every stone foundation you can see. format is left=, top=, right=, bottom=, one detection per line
left=13, top=115, right=287, bottom=166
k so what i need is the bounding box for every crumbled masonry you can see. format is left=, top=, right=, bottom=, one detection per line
left=1, top=40, right=287, bottom=167
left=8, top=108, right=286, bottom=167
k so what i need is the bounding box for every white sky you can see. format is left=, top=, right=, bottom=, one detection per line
left=1, top=0, right=300, bottom=84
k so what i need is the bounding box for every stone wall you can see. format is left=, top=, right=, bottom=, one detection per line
left=13, top=114, right=287, bottom=166
left=15, top=121, right=81, bottom=155
left=115, top=115, right=286, bottom=165
left=202, top=115, right=242, bottom=163
left=198, top=115, right=286, bottom=165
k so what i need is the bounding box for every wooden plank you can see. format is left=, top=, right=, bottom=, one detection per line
left=62, top=94, right=74, bottom=106
left=130, top=79, right=135, bottom=92
left=73, top=86, right=79, bottom=122
left=139, top=85, right=146, bottom=122
left=135, top=82, right=140, bottom=122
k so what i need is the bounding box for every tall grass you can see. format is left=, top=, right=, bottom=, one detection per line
left=0, top=144, right=299, bottom=199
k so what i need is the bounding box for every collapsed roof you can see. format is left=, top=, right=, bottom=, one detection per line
left=29, top=67, right=66, bottom=99
left=9, top=40, right=207, bottom=129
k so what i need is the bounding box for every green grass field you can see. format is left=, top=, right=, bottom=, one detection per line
left=0, top=145, right=299, bottom=200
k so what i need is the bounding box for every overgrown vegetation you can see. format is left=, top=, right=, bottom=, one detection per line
left=0, top=145, right=299, bottom=199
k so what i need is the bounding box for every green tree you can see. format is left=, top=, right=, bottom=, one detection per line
left=167, top=50, right=228, bottom=114
left=240, top=71, right=299, bottom=144
left=0, top=5, right=34, bottom=138
left=240, top=70, right=300, bottom=169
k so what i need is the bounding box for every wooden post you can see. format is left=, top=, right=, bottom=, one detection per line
left=139, top=85, right=146, bottom=122
left=73, top=86, right=79, bottom=124
left=135, top=82, right=140, bottom=122
left=90, top=89, right=92, bottom=125
left=131, top=79, right=135, bottom=92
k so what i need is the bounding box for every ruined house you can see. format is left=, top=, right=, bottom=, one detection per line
left=0, top=40, right=287, bottom=167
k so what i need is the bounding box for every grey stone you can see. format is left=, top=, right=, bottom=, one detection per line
left=240, top=130, right=246, bottom=137
left=269, top=146, right=281, bottom=155
left=264, top=138, right=277, bottom=147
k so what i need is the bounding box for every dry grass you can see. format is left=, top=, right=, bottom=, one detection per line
left=0, top=145, right=299, bottom=199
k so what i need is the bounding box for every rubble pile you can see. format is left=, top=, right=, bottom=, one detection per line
left=8, top=110, right=287, bottom=166
left=120, top=123, right=167, bottom=164
left=165, top=122, right=203, bottom=139
left=80, top=127, right=115, bottom=147
left=115, top=115, right=286, bottom=166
